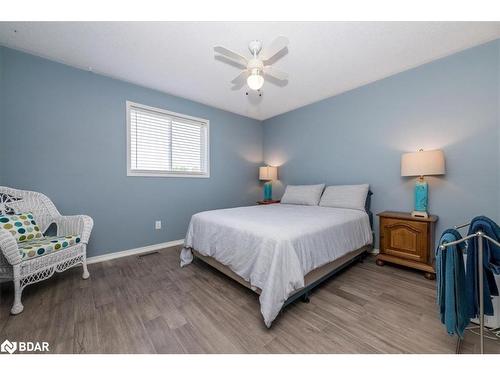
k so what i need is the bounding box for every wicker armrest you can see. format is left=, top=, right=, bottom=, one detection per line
left=0, top=228, right=21, bottom=265
left=55, top=215, right=94, bottom=244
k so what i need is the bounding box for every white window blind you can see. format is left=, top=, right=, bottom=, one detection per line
left=127, top=101, right=209, bottom=177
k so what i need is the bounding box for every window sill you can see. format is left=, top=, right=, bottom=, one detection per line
left=127, top=171, right=210, bottom=178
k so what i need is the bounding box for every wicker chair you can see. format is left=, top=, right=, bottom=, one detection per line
left=0, top=186, right=93, bottom=314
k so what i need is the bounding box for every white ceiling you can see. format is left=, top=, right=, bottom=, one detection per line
left=1, top=22, right=499, bottom=120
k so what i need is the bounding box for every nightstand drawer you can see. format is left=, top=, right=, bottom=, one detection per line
left=380, top=217, right=429, bottom=263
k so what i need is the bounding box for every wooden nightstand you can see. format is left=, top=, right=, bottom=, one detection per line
left=257, top=200, right=280, bottom=205
left=376, top=211, right=438, bottom=279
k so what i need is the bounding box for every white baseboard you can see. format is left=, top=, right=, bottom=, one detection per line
left=86, top=240, right=378, bottom=264
left=87, top=239, right=184, bottom=264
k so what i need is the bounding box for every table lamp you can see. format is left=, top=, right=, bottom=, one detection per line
left=401, top=149, right=445, bottom=218
left=259, top=166, right=278, bottom=201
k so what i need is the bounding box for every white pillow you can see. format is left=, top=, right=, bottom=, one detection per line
left=280, top=184, right=325, bottom=206
left=319, top=184, right=369, bottom=211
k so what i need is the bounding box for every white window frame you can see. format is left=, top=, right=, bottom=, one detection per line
left=126, top=101, right=210, bottom=178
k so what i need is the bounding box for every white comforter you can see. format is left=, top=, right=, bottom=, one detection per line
left=180, top=204, right=372, bottom=327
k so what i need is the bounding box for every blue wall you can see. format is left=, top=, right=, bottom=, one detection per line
left=0, top=47, right=4, bottom=184
left=263, top=40, right=500, bottom=247
left=1, top=39, right=499, bottom=256
left=0, top=47, right=263, bottom=257
left=498, top=41, right=500, bottom=222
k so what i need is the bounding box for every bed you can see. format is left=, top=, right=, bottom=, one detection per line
left=180, top=192, right=373, bottom=327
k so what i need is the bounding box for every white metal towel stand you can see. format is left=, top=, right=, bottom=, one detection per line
left=439, top=222, right=500, bottom=354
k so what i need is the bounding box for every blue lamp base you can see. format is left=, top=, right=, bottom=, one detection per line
left=412, top=177, right=429, bottom=218
left=263, top=181, right=273, bottom=201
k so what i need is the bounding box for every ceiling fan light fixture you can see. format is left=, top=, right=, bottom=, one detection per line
left=214, top=36, right=288, bottom=92
left=247, top=69, right=264, bottom=90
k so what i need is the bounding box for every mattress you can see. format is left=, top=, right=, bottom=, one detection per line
left=180, top=203, right=373, bottom=327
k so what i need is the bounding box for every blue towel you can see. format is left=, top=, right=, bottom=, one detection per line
left=465, top=216, right=500, bottom=319
left=436, top=229, right=469, bottom=337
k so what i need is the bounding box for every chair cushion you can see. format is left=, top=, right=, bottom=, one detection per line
left=0, top=212, right=44, bottom=242
left=18, top=235, right=81, bottom=260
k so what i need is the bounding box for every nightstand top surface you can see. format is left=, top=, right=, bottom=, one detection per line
left=257, top=200, right=280, bottom=205
left=377, top=211, right=438, bottom=222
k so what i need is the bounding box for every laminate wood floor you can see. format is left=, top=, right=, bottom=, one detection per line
left=1, top=245, right=499, bottom=354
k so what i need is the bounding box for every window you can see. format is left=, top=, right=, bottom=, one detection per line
left=127, top=101, right=209, bottom=177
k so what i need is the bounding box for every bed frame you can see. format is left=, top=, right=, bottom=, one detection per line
left=192, top=191, right=374, bottom=309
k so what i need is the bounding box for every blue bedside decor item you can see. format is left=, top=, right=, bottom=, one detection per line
left=401, top=149, right=445, bottom=218
left=259, top=166, right=278, bottom=201
left=264, top=181, right=273, bottom=201
left=414, top=178, right=428, bottom=212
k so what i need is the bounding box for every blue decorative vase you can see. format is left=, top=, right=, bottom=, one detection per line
left=264, top=181, right=273, bottom=201
left=414, top=178, right=428, bottom=213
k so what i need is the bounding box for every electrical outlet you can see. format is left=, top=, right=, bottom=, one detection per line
left=155, top=220, right=162, bottom=230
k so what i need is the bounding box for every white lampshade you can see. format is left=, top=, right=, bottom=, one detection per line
left=401, top=149, right=445, bottom=177
left=259, top=166, right=278, bottom=181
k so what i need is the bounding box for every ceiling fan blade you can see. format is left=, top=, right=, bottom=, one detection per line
left=263, top=66, right=288, bottom=81
left=230, top=70, right=248, bottom=90
left=214, top=46, right=248, bottom=68
left=260, top=36, right=289, bottom=62
left=231, top=70, right=248, bottom=85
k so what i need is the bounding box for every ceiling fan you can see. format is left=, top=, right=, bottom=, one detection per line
left=214, top=36, right=289, bottom=91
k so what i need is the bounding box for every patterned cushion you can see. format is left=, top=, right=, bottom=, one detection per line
left=0, top=212, right=44, bottom=242
left=18, top=235, right=81, bottom=260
